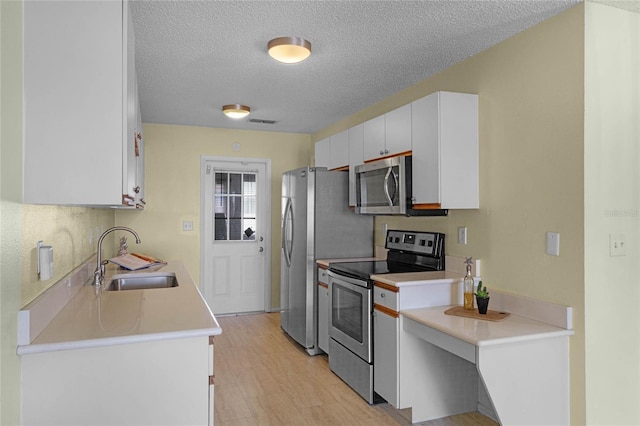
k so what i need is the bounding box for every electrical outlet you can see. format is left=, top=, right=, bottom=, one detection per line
left=458, top=227, right=467, bottom=244
left=610, top=233, right=626, bottom=257
left=183, top=221, right=194, bottom=232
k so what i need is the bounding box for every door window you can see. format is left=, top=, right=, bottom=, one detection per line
left=214, top=172, right=257, bottom=241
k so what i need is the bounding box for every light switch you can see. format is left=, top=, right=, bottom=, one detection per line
left=546, top=232, right=560, bottom=256
left=182, top=221, right=194, bottom=232
left=458, top=227, right=467, bottom=245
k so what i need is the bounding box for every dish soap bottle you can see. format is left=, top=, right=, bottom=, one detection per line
left=463, top=257, right=474, bottom=310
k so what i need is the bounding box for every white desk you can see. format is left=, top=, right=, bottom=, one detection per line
left=401, top=304, right=573, bottom=425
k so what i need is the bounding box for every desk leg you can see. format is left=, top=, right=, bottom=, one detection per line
left=476, top=337, right=570, bottom=425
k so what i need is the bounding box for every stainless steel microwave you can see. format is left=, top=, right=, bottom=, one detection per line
left=354, top=155, right=447, bottom=216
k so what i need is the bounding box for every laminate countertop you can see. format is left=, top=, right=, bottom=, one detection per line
left=17, top=261, right=221, bottom=355
left=402, top=305, right=574, bottom=348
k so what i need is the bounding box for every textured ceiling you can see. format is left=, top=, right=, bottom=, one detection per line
left=130, top=0, right=581, bottom=134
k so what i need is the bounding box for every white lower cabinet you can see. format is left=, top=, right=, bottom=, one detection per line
left=317, top=267, right=329, bottom=353
left=373, top=306, right=399, bottom=405
left=21, top=336, right=213, bottom=425
left=373, top=280, right=463, bottom=410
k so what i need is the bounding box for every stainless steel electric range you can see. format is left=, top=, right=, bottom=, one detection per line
left=327, top=229, right=445, bottom=403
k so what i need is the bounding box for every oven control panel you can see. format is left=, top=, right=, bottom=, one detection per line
left=385, top=230, right=443, bottom=256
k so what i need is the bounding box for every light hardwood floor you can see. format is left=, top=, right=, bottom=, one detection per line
left=214, top=312, right=499, bottom=425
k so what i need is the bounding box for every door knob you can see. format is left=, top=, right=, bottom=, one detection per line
left=259, top=247, right=264, bottom=252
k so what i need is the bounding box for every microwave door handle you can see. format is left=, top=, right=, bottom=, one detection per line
left=383, top=168, right=397, bottom=207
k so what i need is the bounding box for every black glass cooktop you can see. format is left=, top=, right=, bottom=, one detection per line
left=328, top=260, right=436, bottom=281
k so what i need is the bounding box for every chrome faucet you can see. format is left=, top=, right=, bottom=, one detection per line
left=94, top=226, right=141, bottom=286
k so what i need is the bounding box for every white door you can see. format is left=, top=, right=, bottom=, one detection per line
left=201, top=157, right=271, bottom=315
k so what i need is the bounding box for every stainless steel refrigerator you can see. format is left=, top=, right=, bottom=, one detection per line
left=281, top=167, right=373, bottom=355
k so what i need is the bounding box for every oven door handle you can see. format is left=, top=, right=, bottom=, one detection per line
left=282, top=197, right=294, bottom=267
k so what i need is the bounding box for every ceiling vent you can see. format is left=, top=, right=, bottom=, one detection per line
left=249, top=118, right=277, bottom=125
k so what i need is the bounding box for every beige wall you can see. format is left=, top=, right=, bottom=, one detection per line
left=313, top=6, right=587, bottom=424
left=116, top=124, right=311, bottom=308
left=20, top=206, right=114, bottom=306
left=585, top=3, right=640, bottom=424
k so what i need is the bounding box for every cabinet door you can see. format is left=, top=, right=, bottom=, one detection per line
left=348, top=124, right=364, bottom=206
left=318, top=283, right=329, bottom=353
left=384, top=104, right=412, bottom=157
left=412, top=92, right=479, bottom=208
left=411, top=93, right=441, bottom=204
left=373, top=307, right=399, bottom=407
left=23, top=0, right=142, bottom=207
left=315, top=138, right=331, bottom=168
left=363, top=115, right=386, bottom=161
left=23, top=0, right=124, bottom=206
left=21, top=337, right=210, bottom=425
left=330, top=130, right=349, bottom=170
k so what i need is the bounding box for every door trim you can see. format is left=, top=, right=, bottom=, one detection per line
left=200, top=156, right=273, bottom=313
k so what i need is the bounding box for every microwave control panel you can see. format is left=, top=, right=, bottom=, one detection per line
left=385, top=230, right=444, bottom=256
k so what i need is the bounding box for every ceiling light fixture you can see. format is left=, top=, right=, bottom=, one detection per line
left=267, top=36, right=312, bottom=64
left=222, top=104, right=251, bottom=119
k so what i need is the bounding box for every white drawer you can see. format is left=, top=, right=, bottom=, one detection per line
left=374, top=285, right=398, bottom=311
left=317, top=267, right=329, bottom=285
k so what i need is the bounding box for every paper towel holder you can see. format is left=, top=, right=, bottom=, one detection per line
left=37, top=240, right=53, bottom=280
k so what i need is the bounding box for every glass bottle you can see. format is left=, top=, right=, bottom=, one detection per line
left=463, top=258, right=474, bottom=310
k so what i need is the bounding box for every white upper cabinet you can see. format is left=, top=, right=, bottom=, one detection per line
left=23, top=0, right=144, bottom=208
left=315, top=130, right=349, bottom=170
left=384, top=104, right=412, bottom=157
left=411, top=92, right=479, bottom=209
left=363, top=104, right=412, bottom=162
left=314, top=137, right=331, bottom=168
left=362, top=115, right=386, bottom=161
left=329, top=130, right=349, bottom=170
left=348, top=124, right=364, bottom=206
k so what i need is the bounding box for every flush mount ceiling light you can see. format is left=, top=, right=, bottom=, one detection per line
left=222, top=104, right=251, bottom=119
left=267, top=36, right=312, bottom=64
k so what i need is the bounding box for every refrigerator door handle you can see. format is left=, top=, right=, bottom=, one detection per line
left=282, top=197, right=294, bottom=267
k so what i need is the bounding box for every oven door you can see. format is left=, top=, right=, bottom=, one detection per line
left=328, top=270, right=372, bottom=363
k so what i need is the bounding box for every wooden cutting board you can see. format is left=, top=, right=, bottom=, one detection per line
left=444, top=306, right=510, bottom=322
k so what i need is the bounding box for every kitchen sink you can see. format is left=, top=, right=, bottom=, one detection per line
left=105, top=272, right=178, bottom=291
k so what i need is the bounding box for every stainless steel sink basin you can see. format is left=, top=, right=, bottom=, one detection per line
left=105, top=272, right=178, bottom=291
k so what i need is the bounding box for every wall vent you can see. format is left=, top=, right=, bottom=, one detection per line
left=249, top=118, right=277, bottom=125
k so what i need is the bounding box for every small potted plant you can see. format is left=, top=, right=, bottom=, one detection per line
left=475, top=280, right=490, bottom=314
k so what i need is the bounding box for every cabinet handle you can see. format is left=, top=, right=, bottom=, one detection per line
left=379, top=150, right=384, bottom=155
left=381, top=293, right=385, bottom=298
left=133, top=186, right=140, bottom=194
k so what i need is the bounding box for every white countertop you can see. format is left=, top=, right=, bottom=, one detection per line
left=17, top=261, right=221, bottom=355
left=402, top=305, right=573, bottom=347
left=372, top=270, right=465, bottom=287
